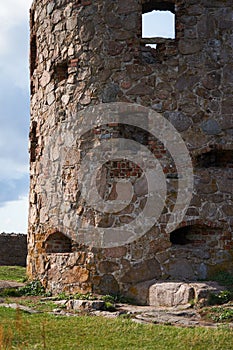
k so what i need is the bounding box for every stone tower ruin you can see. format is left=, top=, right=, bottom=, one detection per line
left=28, top=0, right=233, bottom=301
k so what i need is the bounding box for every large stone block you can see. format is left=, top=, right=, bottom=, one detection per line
left=149, top=282, right=226, bottom=307
left=149, top=283, right=195, bottom=307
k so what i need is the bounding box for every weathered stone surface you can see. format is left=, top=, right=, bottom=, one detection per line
left=40, top=71, right=51, bottom=88
left=102, top=83, right=119, bottom=103
left=201, top=119, right=222, bottom=135
left=118, top=0, right=138, bottom=14
left=222, top=64, right=233, bottom=84
left=149, top=281, right=225, bottom=307
left=222, top=205, right=233, bottom=216
left=97, top=274, right=119, bottom=295
left=67, top=299, right=105, bottom=311
left=0, top=233, right=27, bottom=267
left=91, top=303, right=229, bottom=328
left=61, top=94, right=70, bottom=106
left=0, top=281, right=25, bottom=290
left=47, top=2, right=54, bottom=15
left=104, top=246, right=127, bottom=258
left=175, top=74, right=199, bottom=92
left=202, top=72, right=221, bottom=90
left=80, top=21, right=95, bottom=43
left=127, top=279, right=156, bottom=305
left=164, top=111, right=192, bottom=132
left=106, top=41, right=125, bottom=56
left=222, top=98, right=233, bottom=115
left=149, top=283, right=195, bottom=307
left=191, top=282, right=225, bottom=301
left=178, top=40, right=201, bottom=54
left=47, top=91, right=55, bottom=105
left=98, top=261, right=119, bottom=274
left=134, top=175, right=147, bottom=196
left=167, top=259, right=195, bottom=280
left=127, top=83, right=154, bottom=96
left=62, top=266, right=89, bottom=284
left=66, top=17, right=77, bottom=31
left=121, top=259, right=161, bottom=283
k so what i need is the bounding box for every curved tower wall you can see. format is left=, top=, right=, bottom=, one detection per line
left=28, top=0, right=233, bottom=299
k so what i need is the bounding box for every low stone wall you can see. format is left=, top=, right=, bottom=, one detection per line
left=0, top=233, right=27, bottom=267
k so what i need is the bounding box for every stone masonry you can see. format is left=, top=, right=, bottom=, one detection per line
left=28, top=0, right=233, bottom=301
left=0, top=233, right=27, bottom=267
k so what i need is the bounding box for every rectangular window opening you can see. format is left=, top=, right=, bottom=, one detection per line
left=142, top=1, right=175, bottom=48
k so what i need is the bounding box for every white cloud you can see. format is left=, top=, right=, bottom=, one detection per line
left=0, top=1, right=31, bottom=232
left=0, top=196, right=28, bottom=233
left=0, top=0, right=31, bottom=89
left=0, top=0, right=31, bottom=54
left=0, top=0, right=32, bottom=29
left=0, top=158, right=28, bottom=181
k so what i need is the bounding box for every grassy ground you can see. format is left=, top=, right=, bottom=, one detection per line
left=0, top=307, right=232, bottom=350
left=0, top=267, right=233, bottom=349
left=0, top=266, right=26, bottom=283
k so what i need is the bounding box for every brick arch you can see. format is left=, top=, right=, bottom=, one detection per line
left=45, top=231, right=72, bottom=254
left=191, top=144, right=233, bottom=168
left=175, top=218, right=224, bottom=230
left=169, top=219, right=227, bottom=247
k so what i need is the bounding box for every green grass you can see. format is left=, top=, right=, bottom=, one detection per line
left=0, top=267, right=232, bottom=349
left=7, top=296, right=59, bottom=313
left=0, top=308, right=232, bottom=350
left=0, top=266, right=26, bottom=283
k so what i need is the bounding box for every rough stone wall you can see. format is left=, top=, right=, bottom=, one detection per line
left=0, top=233, right=27, bottom=267
left=28, top=0, right=233, bottom=298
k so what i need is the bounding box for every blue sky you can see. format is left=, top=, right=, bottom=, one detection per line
left=0, top=2, right=174, bottom=234
left=0, top=0, right=31, bottom=233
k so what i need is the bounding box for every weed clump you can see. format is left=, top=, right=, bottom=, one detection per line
left=207, top=290, right=233, bottom=306
left=18, top=280, right=49, bottom=297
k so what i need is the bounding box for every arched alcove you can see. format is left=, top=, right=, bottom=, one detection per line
left=170, top=226, right=192, bottom=245
left=45, top=232, right=72, bottom=254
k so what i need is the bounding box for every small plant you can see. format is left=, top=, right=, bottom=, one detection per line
left=19, top=280, right=46, bottom=296
left=189, top=298, right=198, bottom=308
left=208, top=291, right=233, bottom=306
left=203, top=307, right=233, bottom=323
left=214, top=309, right=233, bottom=322
left=55, top=292, right=70, bottom=300
left=104, top=301, right=116, bottom=312
left=54, top=292, right=96, bottom=301
left=101, top=295, right=115, bottom=303
left=73, top=292, right=96, bottom=301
